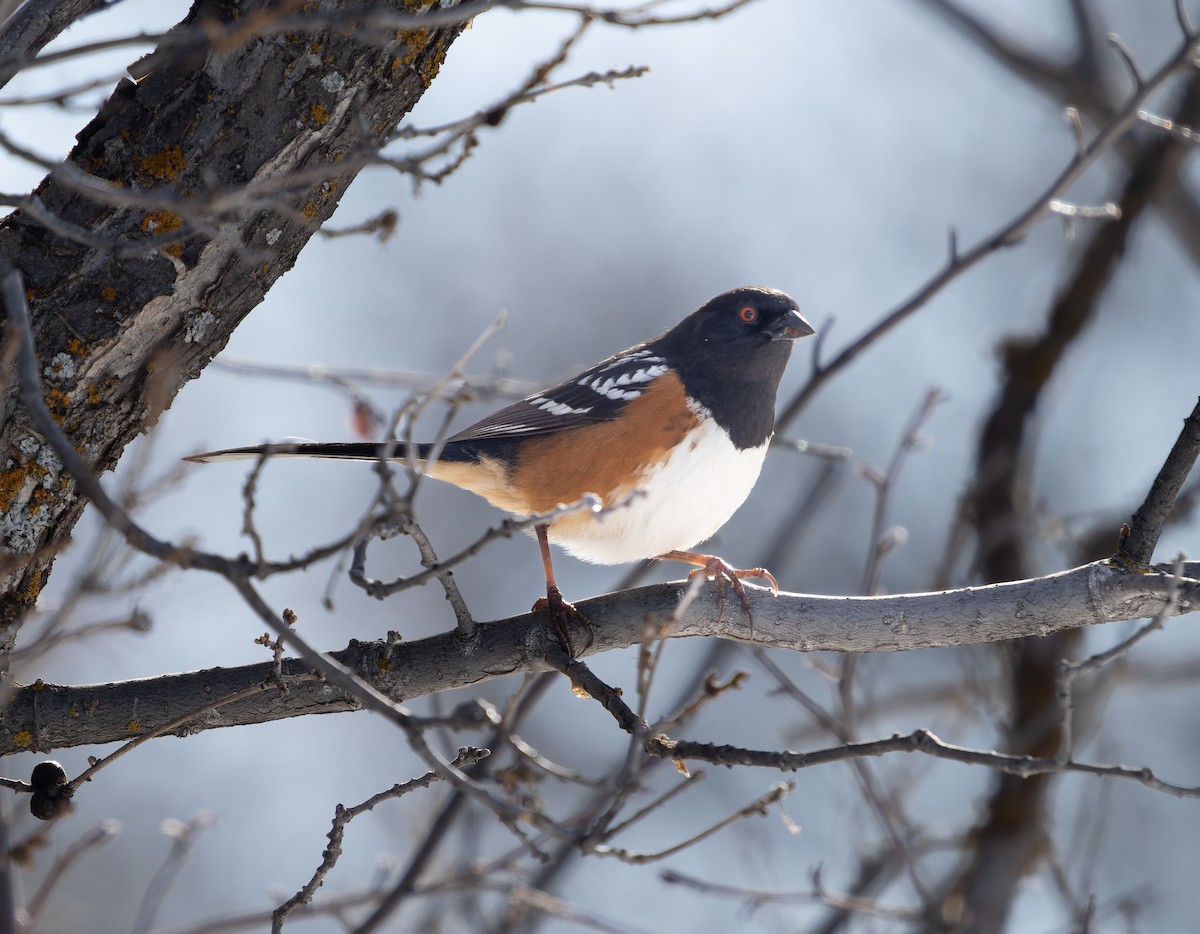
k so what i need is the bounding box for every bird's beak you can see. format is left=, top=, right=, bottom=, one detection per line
left=769, top=309, right=816, bottom=342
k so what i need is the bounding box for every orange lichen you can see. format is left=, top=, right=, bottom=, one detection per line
left=100, top=287, right=117, bottom=301
left=28, top=488, right=52, bottom=513
left=310, top=102, right=329, bottom=126
left=22, top=573, right=44, bottom=603
left=376, top=657, right=392, bottom=673
left=138, top=145, right=186, bottom=181
left=43, top=388, right=70, bottom=419
left=141, top=210, right=183, bottom=234
left=0, top=466, right=27, bottom=512
left=12, top=731, right=32, bottom=748
left=126, top=720, right=143, bottom=733
left=65, top=338, right=86, bottom=355
left=300, top=202, right=319, bottom=219
left=4, top=462, right=51, bottom=515
left=391, top=29, right=444, bottom=88
left=87, top=384, right=102, bottom=405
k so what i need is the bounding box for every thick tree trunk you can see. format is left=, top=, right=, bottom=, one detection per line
left=0, top=1, right=463, bottom=643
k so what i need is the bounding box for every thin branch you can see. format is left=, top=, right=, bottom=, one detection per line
left=403, top=519, right=476, bottom=636
left=590, top=782, right=792, bottom=864
left=132, top=816, right=212, bottom=934
left=649, top=728, right=1200, bottom=799
left=1, top=262, right=578, bottom=842
left=910, top=0, right=1079, bottom=96
left=857, top=386, right=946, bottom=595
left=523, top=0, right=758, bottom=27
left=23, top=820, right=119, bottom=925
left=272, top=747, right=488, bottom=932
left=775, top=25, right=1200, bottom=431
left=207, top=356, right=534, bottom=398
left=67, top=677, right=307, bottom=793
left=661, top=868, right=926, bottom=924
left=1119, top=396, right=1200, bottom=568
left=1056, top=555, right=1186, bottom=762
left=601, top=770, right=706, bottom=838
left=1106, top=31, right=1145, bottom=90
left=348, top=495, right=601, bottom=599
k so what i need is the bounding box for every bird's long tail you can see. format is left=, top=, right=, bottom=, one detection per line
left=184, top=441, right=442, bottom=464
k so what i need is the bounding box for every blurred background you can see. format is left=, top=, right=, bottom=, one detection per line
left=3, top=1, right=1199, bottom=931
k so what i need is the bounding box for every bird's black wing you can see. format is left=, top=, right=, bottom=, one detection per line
left=448, top=346, right=669, bottom=443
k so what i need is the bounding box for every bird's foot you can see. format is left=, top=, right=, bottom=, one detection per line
left=686, top=557, right=778, bottom=639
left=533, top=585, right=593, bottom=657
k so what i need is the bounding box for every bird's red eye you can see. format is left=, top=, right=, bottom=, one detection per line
left=738, top=306, right=757, bottom=324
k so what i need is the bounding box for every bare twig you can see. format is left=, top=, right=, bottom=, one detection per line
left=1, top=261, right=580, bottom=842
left=858, top=386, right=946, bottom=595
left=1119, top=396, right=1200, bottom=568
left=1106, top=32, right=1145, bottom=90
left=775, top=24, right=1200, bottom=431
left=68, top=676, right=309, bottom=793
left=272, top=747, right=488, bottom=932
left=661, top=868, right=926, bottom=924
left=590, top=781, right=792, bottom=864
left=132, top=816, right=213, bottom=934
left=208, top=355, right=534, bottom=399
left=648, top=728, right=1200, bottom=799
left=1056, top=556, right=1187, bottom=763
left=23, top=820, right=119, bottom=925
left=348, top=495, right=601, bottom=599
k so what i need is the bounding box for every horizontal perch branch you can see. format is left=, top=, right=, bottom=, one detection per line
left=2, top=558, right=1195, bottom=755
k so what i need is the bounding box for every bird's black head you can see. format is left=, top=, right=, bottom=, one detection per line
left=685, top=286, right=814, bottom=348
left=655, top=286, right=815, bottom=449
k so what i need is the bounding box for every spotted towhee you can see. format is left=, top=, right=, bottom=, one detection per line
left=188, top=286, right=814, bottom=645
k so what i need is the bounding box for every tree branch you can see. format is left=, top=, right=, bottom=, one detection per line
left=1119, top=396, right=1200, bottom=568
left=2, top=559, right=1196, bottom=755
left=0, top=0, right=465, bottom=638
left=775, top=18, right=1200, bottom=429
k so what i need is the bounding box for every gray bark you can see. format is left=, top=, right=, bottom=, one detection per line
left=2, top=559, right=1195, bottom=754
left=0, top=1, right=464, bottom=640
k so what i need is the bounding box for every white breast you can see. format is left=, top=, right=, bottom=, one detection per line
left=547, top=416, right=770, bottom=565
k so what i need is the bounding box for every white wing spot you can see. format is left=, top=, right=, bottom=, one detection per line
left=580, top=363, right=667, bottom=401
left=531, top=397, right=593, bottom=417
left=585, top=377, right=641, bottom=401
left=610, top=350, right=661, bottom=365
left=597, top=351, right=666, bottom=373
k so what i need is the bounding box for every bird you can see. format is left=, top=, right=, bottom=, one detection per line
left=187, top=286, right=814, bottom=651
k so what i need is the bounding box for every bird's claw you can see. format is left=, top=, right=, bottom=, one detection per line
left=533, top=585, right=593, bottom=657
left=687, top=557, right=778, bottom=639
